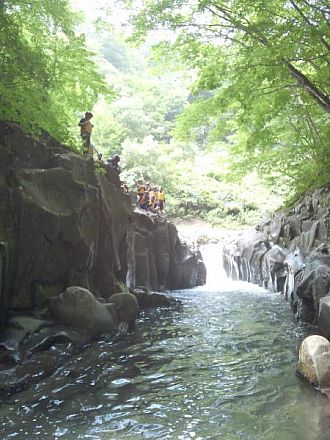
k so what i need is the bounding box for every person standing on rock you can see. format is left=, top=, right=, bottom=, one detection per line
left=157, top=187, right=165, bottom=213
left=106, top=154, right=121, bottom=174
left=78, top=111, right=94, bottom=156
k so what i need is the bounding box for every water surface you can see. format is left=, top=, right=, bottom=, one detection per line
left=1, top=275, right=330, bottom=439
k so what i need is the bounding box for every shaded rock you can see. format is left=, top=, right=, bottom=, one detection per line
left=12, top=166, right=125, bottom=308
left=297, top=335, right=330, bottom=388
left=0, top=242, right=11, bottom=330
left=133, top=210, right=206, bottom=290
left=0, top=121, right=204, bottom=329
left=296, top=259, right=330, bottom=320
left=108, top=292, right=139, bottom=331
left=131, top=288, right=180, bottom=308
left=318, top=297, right=330, bottom=338
left=23, top=324, right=92, bottom=354
left=50, top=286, right=118, bottom=338
left=268, top=213, right=285, bottom=244
left=21, top=323, right=98, bottom=356
left=223, top=185, right=330, bottom=330
left=262, top=245, right=286, bottom=291
left=27, top=332, right=74, bottom=354
left=0, top=327, right=29, bottom=351
left=8, top=315, right=53, bottom=334
left=0, top=346, right=20, bottom=366
left=33, top=284, right=63, bottom=309
left=0, top=374, right=31, bottom=397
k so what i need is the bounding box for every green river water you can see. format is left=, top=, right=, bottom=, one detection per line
left=1, top=247, right=330, bottom=439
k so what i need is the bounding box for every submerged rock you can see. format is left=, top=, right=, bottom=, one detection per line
left=131, top=287, right=180, bottom=309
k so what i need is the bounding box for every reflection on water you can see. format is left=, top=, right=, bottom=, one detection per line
left=2, top=251, right=330, bottom=439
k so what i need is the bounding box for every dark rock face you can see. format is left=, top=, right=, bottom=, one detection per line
left=0, top=122, right=205, bottom=329
left=131, top=210, right=206, bottom=291
left=223, top=186, right=330, bottom=329
left=0, top=122, right=131, bottom=318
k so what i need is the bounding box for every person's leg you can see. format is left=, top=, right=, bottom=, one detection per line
left=82, top=133, right=92, bottom=158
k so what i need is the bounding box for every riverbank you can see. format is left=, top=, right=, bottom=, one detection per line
left=222, top=185, right=330, bottom=331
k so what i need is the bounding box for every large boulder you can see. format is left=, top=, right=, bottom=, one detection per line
left=297, top=335, right=330, bottom=388
left=108, top=292, right=139, bottom=331
left=50, top=286, right=118, bottom=338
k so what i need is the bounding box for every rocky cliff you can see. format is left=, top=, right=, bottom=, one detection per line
left=223, top=186, right=330, bottom=332
left=0, top=121, right=205, bottom=329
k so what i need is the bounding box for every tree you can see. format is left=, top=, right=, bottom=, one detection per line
left=91, top=31, right=191, bottom=148
left=130, top=0, right=330, bottom=196
left=0, top=0, right=112, bottom=145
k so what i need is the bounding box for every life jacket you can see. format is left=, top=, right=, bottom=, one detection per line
left=84, top=120, right=93, bottom=133
left=79, top=118, right=93, bottom=134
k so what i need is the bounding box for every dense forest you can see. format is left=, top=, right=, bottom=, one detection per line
left=1, top=0, right=329, bottom=225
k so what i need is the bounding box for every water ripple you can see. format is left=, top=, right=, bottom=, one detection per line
left=1, top=282, right=329, bottom=439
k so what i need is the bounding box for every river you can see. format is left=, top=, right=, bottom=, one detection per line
left=1, top=245, right=330, bottom=439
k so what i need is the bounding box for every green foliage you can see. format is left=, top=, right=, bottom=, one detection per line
left=0, top=0, right=288, bottom=227
left=0, top=0, right=112, bottom=145
left=83, top=24, right=284, bottom=225
left=129, top=0, right=330, bottom=200
left=120, top=137, right=281, bottom=225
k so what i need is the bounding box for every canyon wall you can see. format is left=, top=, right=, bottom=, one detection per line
left=0, top=122, right=205, bottom=328
left=223, top=186, right=330, bottom=332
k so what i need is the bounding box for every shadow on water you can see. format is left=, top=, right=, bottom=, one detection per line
left=1, top=244, right=330, bottom=439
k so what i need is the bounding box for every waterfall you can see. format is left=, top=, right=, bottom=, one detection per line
left=200, top=242, right=268, bottom=293
left=200, top=243, right=227, bottom=288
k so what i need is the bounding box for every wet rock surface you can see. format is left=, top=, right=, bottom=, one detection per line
left=0, top=121, right=204, bottom=325
left=0, top=121, right=203, bottom=398
left=223, top=185, right=330, bottom=330
left=0, top=285, right=180, bottom=399
left=132, top=209, right=206, bottom=291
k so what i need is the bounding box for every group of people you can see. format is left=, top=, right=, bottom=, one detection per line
left=137, top=183, right=165, bottom=214
left=78, top=112, right=165, bottom=213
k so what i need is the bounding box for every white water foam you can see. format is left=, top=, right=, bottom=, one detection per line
left=200, top=242, right=270, bottom=294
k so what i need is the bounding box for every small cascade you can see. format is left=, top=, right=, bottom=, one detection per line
left=200, top=241, right=268, bottom=293
left=200, top=242, right=227, bottom=288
